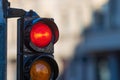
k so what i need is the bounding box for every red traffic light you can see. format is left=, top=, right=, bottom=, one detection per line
left=30, top=22, right=52, bottom=48
left=24, top=18, right=59, bottom=52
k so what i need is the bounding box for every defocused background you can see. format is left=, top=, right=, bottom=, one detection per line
left=7, top=0, right=120, bottom=80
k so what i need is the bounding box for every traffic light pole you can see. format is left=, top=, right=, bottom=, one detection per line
left=0, top=0, right=26, bottom=80
left=0, top=0, right=8, bottom=80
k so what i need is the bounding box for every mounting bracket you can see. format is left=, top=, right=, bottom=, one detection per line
left=5, top=1, right=26, bottom=18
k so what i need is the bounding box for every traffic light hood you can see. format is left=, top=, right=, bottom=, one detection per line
left=22, top=11, right=59, bottom=52
left=23, top=11, right=59, bottom=44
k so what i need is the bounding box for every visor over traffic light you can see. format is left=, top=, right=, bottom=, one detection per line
left=24, top=18, right=59, bottom=53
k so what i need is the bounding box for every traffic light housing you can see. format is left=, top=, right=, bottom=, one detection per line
left=17, top=10, right=59, bottom=80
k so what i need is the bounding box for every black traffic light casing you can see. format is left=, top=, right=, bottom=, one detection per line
left=17, top=10, right=59, bottom=80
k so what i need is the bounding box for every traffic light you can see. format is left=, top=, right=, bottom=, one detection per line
left=17, top=10, right=59, bottom=80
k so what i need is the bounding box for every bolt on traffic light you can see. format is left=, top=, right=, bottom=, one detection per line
left=17, top=10, right=59, bottom=80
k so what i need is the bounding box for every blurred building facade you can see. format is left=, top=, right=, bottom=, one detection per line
left=61, top=0, right=120, bottom=80
left=7, top=0, right=108, bottom=80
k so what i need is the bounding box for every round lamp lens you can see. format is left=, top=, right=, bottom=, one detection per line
left=30, top=60, right=51, bottom=80
left=30, top=22, right=52, bottom=48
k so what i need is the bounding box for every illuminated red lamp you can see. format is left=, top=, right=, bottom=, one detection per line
left=30, top=22, right=52, bottom=48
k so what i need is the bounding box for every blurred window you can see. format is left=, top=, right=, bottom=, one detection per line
left=97, top=57, right=110, bottom=80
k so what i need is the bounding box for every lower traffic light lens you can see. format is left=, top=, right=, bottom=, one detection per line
left=30, top=60, right=51, bottom=80
left=30, top=22, right=52, bottom=48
